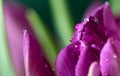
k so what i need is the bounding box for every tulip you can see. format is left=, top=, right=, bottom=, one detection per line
left=4, top=2, right=54, bottom=76
left=55, top=2, right=120, bottom=76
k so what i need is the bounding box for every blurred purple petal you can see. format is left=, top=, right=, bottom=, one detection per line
left=4, top=3, right=26, bottom=76
left=88, top=61, right=100, bottom=76
left=83, top=1, right=102, bottom=18
left=55, top=42, right=80, bottom=76
left=4, top=3, right=33, bottom=32
left=100, top=38, right=120, bottom=76
left=23, top=30, right=54, bottom=76
left=75, top=44, right=100, bottom=76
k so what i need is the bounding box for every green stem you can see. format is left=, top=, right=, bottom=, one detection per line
left=49, top=0, right=73, bottom=47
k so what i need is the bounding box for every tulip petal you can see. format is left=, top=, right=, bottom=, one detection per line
left=100, top=38, right=120, bottom=76
left=75, top=45, right=100, bottom=76
left=23, top=30, right=54, bottom=76
left=115, top=16, right=120, bottom=27
left=103, top=2, right=120, bottom=39
left=88, top=61, right=100, bottom=76
left=73, top=16, right=107, bottom=43
left=83, top=1, right=101, bottom=18
left=4, top=3, right=25, bottom=76
left=92, top=2, right=120, bottom=39
left=55, top=42, right=80, bottom=76
left=92, top=3, right=104, bottom=27
left=4, top=3, right=33, bottom=32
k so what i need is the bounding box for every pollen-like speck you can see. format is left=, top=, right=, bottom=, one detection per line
left=104, top=72, right=108, bottom=76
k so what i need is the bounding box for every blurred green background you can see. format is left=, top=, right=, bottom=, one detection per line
left=14, top=0, right=108, bottom=49
left=16, top=0, right=107, bottom=35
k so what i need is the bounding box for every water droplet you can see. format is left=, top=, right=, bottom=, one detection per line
left=74, top=41, right=80, bottom=49
left=104, top=72, right=108, bottom=76
left=84, top=18, right=89, bottom=22
left=91, top=44, right=100, bottom=50
left=113, top=54, right=117, bottom=59
left=45, top=65, right=48, bottom=68
left=52, top=68, right=55, bottom=71
left=80, top=41, right=85, bottom=47
left=74, top=45, right=78, bottom=48
left=105, top=58, right=109, bottom=66
left=95, top=18, right=98, bottom=23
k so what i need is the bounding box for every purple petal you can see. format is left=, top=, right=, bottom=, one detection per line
left=103, top=2, right=120, bottom=39
left=72, top=23, right=84, bottom=43
left=88, top=61, right=100, bottom=76
left=23, top=30, right=54, bottom=76
left=92, top=3, right=104, bottom=27
left=72, top=16, right=106, bottom=47
left=55, top=42, right=80, bottom=76
left=4, top=3, right=33, bottom=32
left=4, top=3, right=36, bottom=76
left=92, top=2, right=120, bottom=39
left=100, top=38, right=120, bottom=76
left=75, top=44, right=100, bottom=76
left=4, top=3, right=25, bottom=76
left=83, top=1, right=102, bottom=18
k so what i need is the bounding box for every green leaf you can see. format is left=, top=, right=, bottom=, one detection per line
left=49, top=0, right=73, bottom=47
left=109, top=0, right=120, bottom=15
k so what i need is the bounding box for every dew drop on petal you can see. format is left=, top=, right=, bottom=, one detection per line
left=80, top=41, right=85, bottom=47
left=84, top=18, right=89, bottom=22
left=104, top=72, right=108, bottom=76
left=113, top=54, right=117, bottom=59
left=74, top=45, right=78, bottom=48
left=45, top=65, right=48, bottom=68
left=52, top=68, right=55, bottom=71
left=95, top=18, right=98, bottom=24
left=104, top=58, right=109, bottom=66
left=91, top=44, right=100, bottom=50
left=74, top=41, right=81, bottom=49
